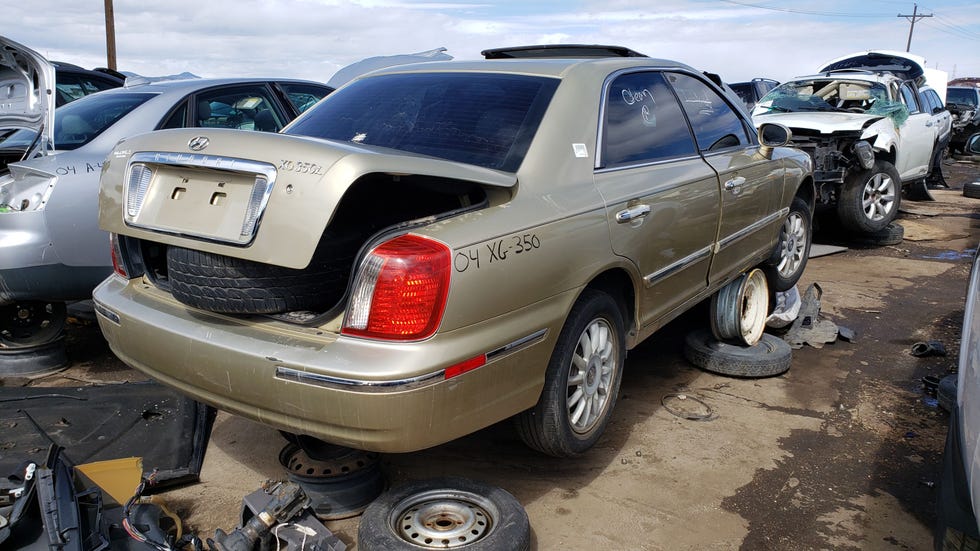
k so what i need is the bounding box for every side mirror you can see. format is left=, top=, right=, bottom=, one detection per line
left=757, top=123, right=792, bottom=158
left=968, top=133, right=980, bottom=155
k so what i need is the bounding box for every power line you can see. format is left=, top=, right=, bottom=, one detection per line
left=717, top=0, right=882, bottom=18
left=897, top=3, right=933, bottom=51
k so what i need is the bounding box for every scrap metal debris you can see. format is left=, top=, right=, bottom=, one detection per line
left=782, top=283, right=855, bottom=349
left=660, top=393, right=714, bottom=421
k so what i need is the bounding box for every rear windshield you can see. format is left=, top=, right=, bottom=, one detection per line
left=285, top=73, right=558, bottom=172
left=53, top=92, right=155, bottom=150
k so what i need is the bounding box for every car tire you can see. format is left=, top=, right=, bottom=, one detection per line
left=515, top=289, right=625, bottom=457
left=963, top=182, right=980, bottom=199
left=938, top=374, right=957, bottom=413
left=683, top=328, right=792, bottom=378
left=763, top=196, right=812, bottom=292
left=166, top=232, right=360, bottom=314
left=357, top=477, right=530, bottom=551
left=849, top=222, right=905, bottom=247
left=838, top=160, right=902, bottom=234
left=710, top=269, right=769, bottom=346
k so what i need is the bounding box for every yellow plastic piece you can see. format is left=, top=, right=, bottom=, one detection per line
left=75, top=457, right=143, bottom=505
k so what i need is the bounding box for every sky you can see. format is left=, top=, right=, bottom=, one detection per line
left=7, top=0, right=980, bottom=86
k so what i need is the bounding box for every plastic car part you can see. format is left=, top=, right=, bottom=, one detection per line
left=277, top=442, right=384, bottom=520
left=683, top=328, right=792, bottom=378
left=710, top=269, right=769, bottom=346
left=0, top=382, right=216, bottom=490
left=782, top=283, right=842, bottom=349
left=837, top=160, right=902, bottom=233
left=229, top=483, right=346, bottom=551
left=211, top=482, right=312, bottom=551
left=515, top=289, right=625, bottom=457
left=763, top=196, right=812, bottom=292
left=357, top=477, right=530, bottom=551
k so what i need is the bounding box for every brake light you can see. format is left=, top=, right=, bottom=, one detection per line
left=109, top=232, right=128, bottom=278
left=342, top=234, right=451, bottom=341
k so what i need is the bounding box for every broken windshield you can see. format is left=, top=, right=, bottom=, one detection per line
left=753, top=79, right=909, bottom=125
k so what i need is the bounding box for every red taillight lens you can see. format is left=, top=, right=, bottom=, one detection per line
left=109, top=233, right=128, bottom=278
left=342, top=234, right=451, bottom=340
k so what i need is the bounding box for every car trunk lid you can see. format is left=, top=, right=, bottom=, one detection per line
left=0, top=36, right=56, bottom=161
left=100, top=128, right=514, bottom=270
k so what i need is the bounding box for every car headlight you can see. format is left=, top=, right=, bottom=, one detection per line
left=852, top=141, right=875, bottom=170
left=0, top=171, right=58, bottom=212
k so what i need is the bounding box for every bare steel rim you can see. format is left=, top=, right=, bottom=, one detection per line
left=388, top=489, right=496, bottom=548
left=777, top=211, right=807, bottom=278
left=739, top=269, right=769, bottom=345
left=710, top=268, right=769, bottom=346
left=567, top=316, right=618, bottom=435
left=862, top=171, right=897, bottom=221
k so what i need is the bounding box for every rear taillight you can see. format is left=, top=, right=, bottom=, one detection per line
left=342, top=234, right=451, bottom=341
left=109, top=232, right=128, bottom=278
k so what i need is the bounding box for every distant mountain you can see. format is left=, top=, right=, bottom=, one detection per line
left=120, top=71, right=200, bottom=82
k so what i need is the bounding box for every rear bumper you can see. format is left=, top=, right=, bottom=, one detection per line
left=93, top=275, right=568, bottom=452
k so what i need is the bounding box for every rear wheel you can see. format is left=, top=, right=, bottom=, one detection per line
left=515, top=289, right=625, bottom=457
left=838, top=160, right=901, bottom=234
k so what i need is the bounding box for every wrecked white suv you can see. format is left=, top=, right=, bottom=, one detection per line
left=752, top=51, right=950, bottom=235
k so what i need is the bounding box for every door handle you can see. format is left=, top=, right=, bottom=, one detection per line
left=615, top=204, right=651, bottom=223
left=926, top=121, right=934, bottom=127
left=724, top=176, right=746, bottom=194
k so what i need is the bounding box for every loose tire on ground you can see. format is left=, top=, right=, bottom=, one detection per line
left=357, top=477, right=530, bottom=551
left=963, top=182, right=980, bottom=199
left=838, top=160, right=902, bottom=234
left=684, top=328, right=792, bottom=378
left=763, top=196, right=812, bottom=292
left=849, top=222, right=904, bottom=247
left=515, top=289, right=625, bottom=457
left=166, top=232, right=361, bottom=314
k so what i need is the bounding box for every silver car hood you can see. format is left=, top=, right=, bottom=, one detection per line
left=0, top=36, right=56, bottom=153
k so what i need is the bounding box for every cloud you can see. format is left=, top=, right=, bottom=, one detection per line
left=6, top=0, right=979, bottom=84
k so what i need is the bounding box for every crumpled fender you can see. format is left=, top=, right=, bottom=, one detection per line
left=861, top=118, right=899, bottom=154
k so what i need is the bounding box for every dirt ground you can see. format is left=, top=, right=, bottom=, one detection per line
left=8, top=157, right=980, bottom=550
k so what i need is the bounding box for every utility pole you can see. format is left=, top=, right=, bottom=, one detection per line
left=897, top=3, right=933, bottom=52
left=104, top=0, right=116, bottom=70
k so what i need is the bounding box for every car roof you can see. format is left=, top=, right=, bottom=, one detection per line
left=362, top=57, right=701, bottom=81
left=90, top=77, right=329, bottom=98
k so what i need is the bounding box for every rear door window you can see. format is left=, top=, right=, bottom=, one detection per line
left=601, top=71, right=697, bottom=167
left=194, top=85, right=286, bottom=132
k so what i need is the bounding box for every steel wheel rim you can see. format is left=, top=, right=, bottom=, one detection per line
left=567, top=317, right=617, bottom=435
left=389, top=489, right=494, bottom=548
left=862, top=172, right=896, bottom=221
left=739, top=269, right=768, bottom=345
left=776, top=212, right=807, bottom=278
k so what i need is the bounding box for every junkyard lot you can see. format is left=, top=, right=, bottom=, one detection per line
left=24, top=159, right=979, bottom=549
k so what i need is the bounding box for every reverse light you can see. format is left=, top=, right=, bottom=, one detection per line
left=240, top=175, right=272, bottom=237
left=125, top=163, right=152, bottom=221
left=109, top=232, right=128, bottom=278
left=342, top=234, right=451, bottom=341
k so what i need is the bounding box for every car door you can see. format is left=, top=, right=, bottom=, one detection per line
left=594, top=70, right=720, bottom=328
left=921, top=87, right=951, bottom=143
left=895, top=81, right=935, bottom=180
left=664, top=72, right=781, bottom=286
